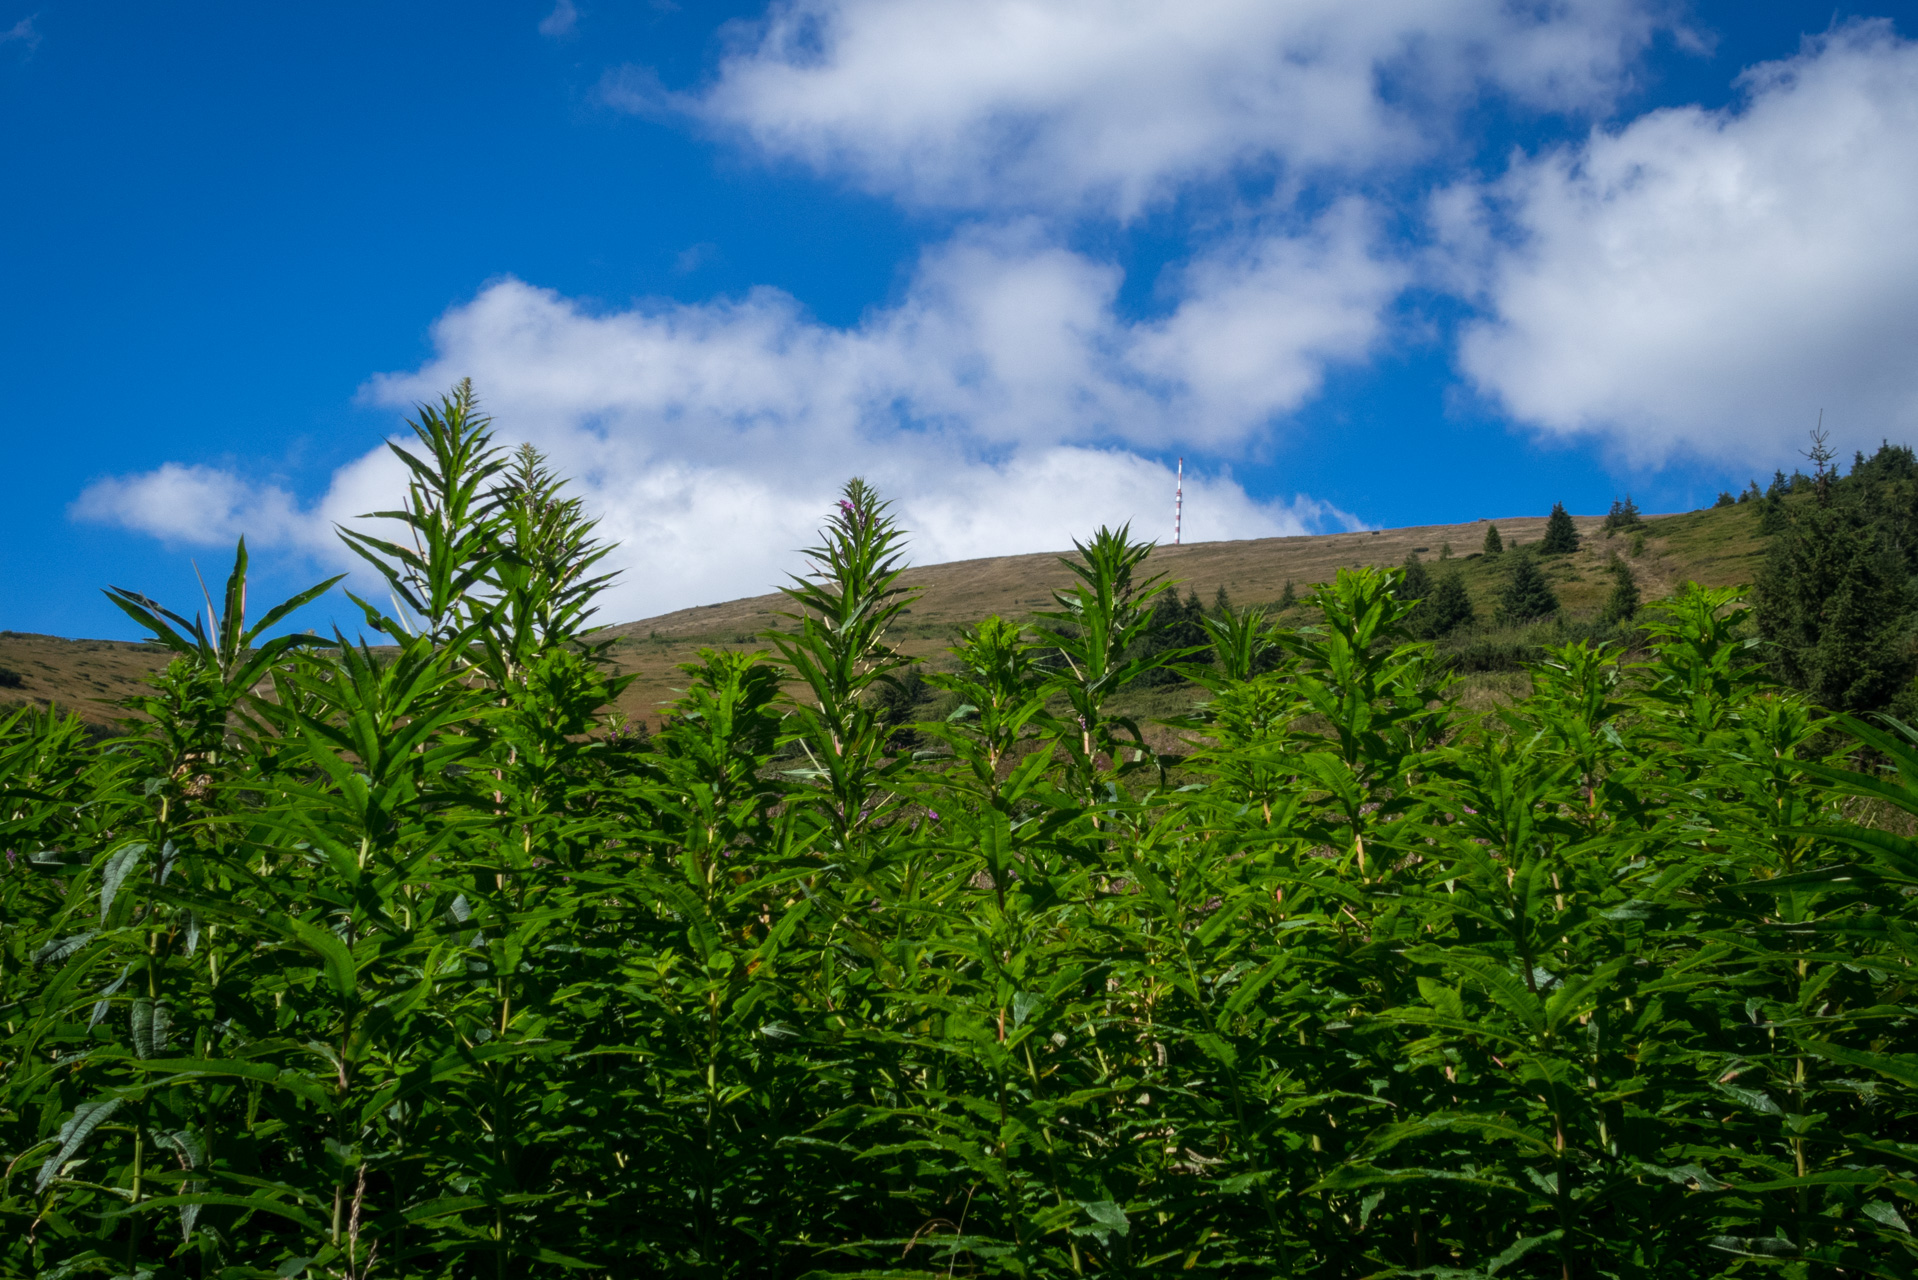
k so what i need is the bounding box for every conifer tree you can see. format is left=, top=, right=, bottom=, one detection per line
left=1278, top=579, right=1297, bottom=610
left=1482, top=523, right=1503, bottom=557
left=1600, top=554, right=1641, bottom=624
left=1497, top=551, right=1560, bottom=624
left=1851, top=439, right=1917, bottom=486
left=1759, top=485, right=1791, bottom=535
left=1398, top=553, right=1434, bottom=638
left=1714, top=491, right=1735, bottom=508
left=1755, top=501, right=1916, bottom=711
left=1602, top=495, right=1643, bottom=532
left=1213, top=584, right=1233, bottom=617
left=1137, top=587, right=1208, bottom=685
left=1541, top=501, right=1580, bottom=554
left=1805, top=425, right=1838, bottom=506
left=1426, top=569, right=1475, bottom=638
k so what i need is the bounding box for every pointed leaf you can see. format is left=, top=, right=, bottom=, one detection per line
left=99, top=842, right=146, bottom=920
left=37, top=1096, right=123, bottom=1191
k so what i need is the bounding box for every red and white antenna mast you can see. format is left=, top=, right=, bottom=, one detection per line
left=1174, top=456, right=1184, bottom=546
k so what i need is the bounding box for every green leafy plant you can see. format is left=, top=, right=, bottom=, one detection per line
left=6, top=391, right=1916, bottom=1279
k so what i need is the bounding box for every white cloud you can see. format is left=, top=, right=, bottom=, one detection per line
left=77, top=221, right=1376, bottom=620
left=1129, top=199, right=1401, bottom=444
left=89, top=0, right=1786, bottom=621
left=686, top=0, right=1671, bottom=214
left=70, top=464, right=317, bottom=552
left=538, top=0, right=578, bottom=39
left=1449, top=20, right=1918, bottom=464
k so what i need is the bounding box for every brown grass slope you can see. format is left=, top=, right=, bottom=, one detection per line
left=2, top=502, right=1769, bottom=730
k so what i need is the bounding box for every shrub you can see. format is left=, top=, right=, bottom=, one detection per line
left=1439, top=635, right=1539, bottom=673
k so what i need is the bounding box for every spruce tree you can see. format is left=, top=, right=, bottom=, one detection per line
left=1136, top=588, right=1209, bottom=686
left=1602, top=495, right=1643, bottom=532
left=1600, top=554, right=1641, bottom=624
left=1804, top=426, right=1837, bottom=506
left=1714, top=491, right=1735, bottom=508
left=1754, top=501, right=1916, bottom=712
left=1759, top=490, right=1790, bottom=535
left=1213, top=584, right=1233, bottom=617
left=1278, top=579, right=1297, bottom=610
left=1497, top=552, right=1560, bottom=624
left=1541, top=501, right=1580, bottom=554
left=1850, top=440, right=1917, bottom=487
left=1426, top=569, right=1475, bottom=638
left=1482, top=523, right=1503, bottom=557
left=1398, top=553, right=1434, bottom=638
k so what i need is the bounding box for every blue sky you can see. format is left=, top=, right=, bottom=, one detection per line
left=5, top=1, right=1915, bottom=636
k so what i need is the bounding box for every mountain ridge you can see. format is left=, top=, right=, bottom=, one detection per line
left=1, top=503, right=1765, bottom=729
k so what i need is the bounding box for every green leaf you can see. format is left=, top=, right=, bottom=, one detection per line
left=112, top=1191, right=327, bottom=1235
left=129, top=998, right=172, bottom=1058
left=1803, top=1039, right=1918, bottom=1089
left=36, top=1096, right=123, bottom=1192
left=33, top=931, right=96, bottom=967
left=98, top=842, right=145, bottom=919
left=1079, top=1199, right=1129, bottom=1238
left=285, top=918, right=357, bottom=999
left=1488, top=1230, right=1562, bottom=1276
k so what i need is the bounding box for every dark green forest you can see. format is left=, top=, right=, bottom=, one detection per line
left=4, top=389, right=1916, bottom=1278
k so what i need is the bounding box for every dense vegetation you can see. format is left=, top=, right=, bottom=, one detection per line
left=1753, top=439, right=1918, bottom=716
left=4, top=391, right=1917, bottom=1278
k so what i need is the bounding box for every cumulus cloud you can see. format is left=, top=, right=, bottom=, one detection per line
left=686, top=0, right=1671, bottom=214
left=108, top=0, right=1904, bottom=622
left=1448, top=20, right=1918, bottom=464
left=77, top=222, right=1376, bottom=619
left=71, top=464, right=316, bottom=552
left=72, top=448, right=435, bottom=567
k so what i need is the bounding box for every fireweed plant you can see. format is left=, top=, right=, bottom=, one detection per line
left=3, top=389, right=1916, bottom=1279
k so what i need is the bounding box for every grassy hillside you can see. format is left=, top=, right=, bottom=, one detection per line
left=0, top=633, right=174, bottom=731
left=0, top=501, right=1772, bottom=729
